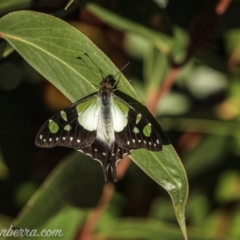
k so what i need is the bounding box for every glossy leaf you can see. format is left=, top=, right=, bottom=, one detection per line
left=0, top=11, right=188, bottom=239
left=97, top=217, right=234, bottom=240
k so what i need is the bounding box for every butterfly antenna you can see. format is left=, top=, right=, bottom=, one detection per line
left=113, top=61, right=131, bottom=79
left=64, top=0, right=73, bottom=10
left=84, top=53, right=105, bottom=79
left=77, top=56, right=100, bottom=81
left=112, top=61, right=132, bottom=89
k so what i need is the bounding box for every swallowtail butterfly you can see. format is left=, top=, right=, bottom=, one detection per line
left=35, top=56, right=162, bottom=182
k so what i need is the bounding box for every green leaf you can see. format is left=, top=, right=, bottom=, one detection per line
left=0, top=11, right=138, bottom=103
left=0, top=214, right=12, bottom=230
left=36, top=205, right=86, bottom=240
left=183, top=135, right=227, bottom=178
left=229, top=205, right=240, bottom=238
left=97, top=217, right=232, bottom=240
left=10, top=152, right=104, bottom=239
left=224, top=29, right=240, bottom=73
left=86, top=3, right=188, bottom=59
left=0, top=0, right=31, bottom=16
left=186, top=191, right=209, bottom=226
left=0, top=10, right=188, bottom=239
left=99, top=218, right=185, bottom=240
left=131, top=146, right=188, bottom=238
left=225, top=29, right=240, bottom=55
left=215, top=171, right=240, bottom=203
left=143, top=46, right=169, bottom=88
left=0, top=148, right=9, bottom=180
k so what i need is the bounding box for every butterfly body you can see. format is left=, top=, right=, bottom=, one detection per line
left=36, top=75, right=162, bottom=181
left=96, top=78, right=115, bottom=146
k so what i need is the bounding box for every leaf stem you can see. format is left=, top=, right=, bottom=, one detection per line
left=77, top=183, right=115, bottom=240
left=147, top=67, right=179, bottom=115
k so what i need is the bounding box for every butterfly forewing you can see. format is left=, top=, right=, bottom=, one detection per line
left=35, top=96, right=98, bottom=148
left=113, top=96, right=162, bottom=151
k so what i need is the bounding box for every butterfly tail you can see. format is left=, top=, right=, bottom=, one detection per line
left=109, top=144, right=130, bottom=182
left=99, top=154, right=118, bottom=182
left=110, top=163, right=118, bottom=182
left=102, top=164, right=109, bottom=182
left=101, top=159, right=117, bottom=182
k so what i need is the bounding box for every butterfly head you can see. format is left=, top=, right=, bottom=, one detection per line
left=98, top=75, right=117, bottom=105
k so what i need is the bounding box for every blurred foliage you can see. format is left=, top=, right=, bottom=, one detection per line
left=0, top=0, right=240, bottom=240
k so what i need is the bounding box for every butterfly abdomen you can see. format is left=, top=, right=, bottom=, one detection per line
left=96, top=91, right=115, bottom=147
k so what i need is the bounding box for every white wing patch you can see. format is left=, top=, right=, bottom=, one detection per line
left=78, top=99, right=100, bottom=131
left=112, top=99, right=128, bottom=132
left=96, top=110, right=115, bottom=146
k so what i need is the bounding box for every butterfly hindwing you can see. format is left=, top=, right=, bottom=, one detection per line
left=113, top=96, right=162, bottom=151
left=77, top=140, right=128, bottom=181
left=77, top=139, right=109, bottom=168
left=35, top=95, right=99, bottom=148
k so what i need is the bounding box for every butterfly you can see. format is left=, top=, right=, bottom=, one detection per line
left=35, top=57, right=162, bottom=182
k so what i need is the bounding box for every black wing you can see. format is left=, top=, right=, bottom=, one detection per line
left=35, top=95, right=97, bottom=149
left=113, top=95, right=162, bottom=151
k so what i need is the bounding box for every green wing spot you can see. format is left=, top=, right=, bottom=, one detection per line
left=76, top=98, right=96, bottom=114
left=115, top=99, right=129, bottom=116
left=136, top=113, right=142, bottom=124
left=143, top=123, right=151, bottom=137
left=60, top=111, right=67, bottom=121
left=49, top=120, right=59, bottom=133
left=64, top=125, right=71, bottom=131
left=133, top=127, right=140, bottom=133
